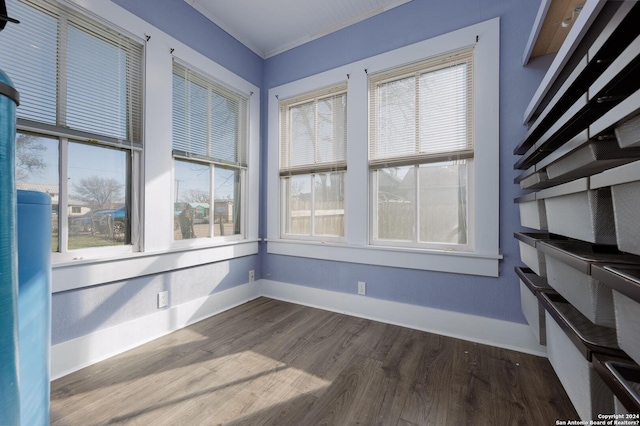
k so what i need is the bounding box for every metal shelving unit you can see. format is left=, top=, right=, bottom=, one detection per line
left=515, top=0, right=640, bottom=418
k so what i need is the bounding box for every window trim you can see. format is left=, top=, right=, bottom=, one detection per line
left=267, top=18, right=501, bottom=277
left=20, top=0, right=262, bottom=285
left=153, top=45, right=259, bottom=257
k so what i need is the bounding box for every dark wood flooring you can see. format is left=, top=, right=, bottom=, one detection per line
left=51, top=297, right=578, bottom=425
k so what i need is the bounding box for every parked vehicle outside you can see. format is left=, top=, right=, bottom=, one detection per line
left=97, top=206, right=126, bottom=235
left=110, top=206, right=127, bottom=234
left=70, top=209, right=113, bottom=233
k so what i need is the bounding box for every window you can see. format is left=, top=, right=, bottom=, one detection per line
left=172, top=61, right=247, bottom=241
left=1, top=0, right=261, bottom=290
left=0, top=0, right=143, bottom=257
left=369, top=49, right=474, bottom=251
left=279, top=85, right=347, bottom=239
left=268, top=19, right=500, bottom=276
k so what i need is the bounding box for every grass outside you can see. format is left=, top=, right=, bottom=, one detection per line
left=52, top=230, right=125, bottom=252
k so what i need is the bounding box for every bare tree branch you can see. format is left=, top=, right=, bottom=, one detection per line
left=182, top=189, right=209, bottom=203
left=16, top=134, right=47, bottom=181
left=73, top=177, right=123, bottom=209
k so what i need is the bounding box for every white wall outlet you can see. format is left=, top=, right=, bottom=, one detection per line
left=158, top=291, right=168, bottom=309
left=249, top=270, right=255, bottom=282
left=358, top=281, right=366, bottom=295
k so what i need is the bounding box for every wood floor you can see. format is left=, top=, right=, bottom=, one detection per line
left=51, top=297, right=578, bottom=425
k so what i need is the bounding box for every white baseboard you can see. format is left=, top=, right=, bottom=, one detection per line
left=261, top=279, right=547, bottom=357
left=52, top=278, right=546, bottom=379
left=51, top=281, right=261, bottom=380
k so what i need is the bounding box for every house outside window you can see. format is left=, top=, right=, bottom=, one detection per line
left=0, top=0, right=143, bottom=258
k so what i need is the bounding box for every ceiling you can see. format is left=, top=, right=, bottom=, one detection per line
left=184, top=0, right=413, bottom=59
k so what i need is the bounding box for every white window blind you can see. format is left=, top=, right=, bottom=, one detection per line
left=0, top=0, right=143, bottom=145
left=369, top=48, right=474, bottom=168
left=279, top=84, right=347, bottom=175
left=172, top=61, right=248, bottom=167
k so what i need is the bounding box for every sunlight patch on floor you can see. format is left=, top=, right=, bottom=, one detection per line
left=52, top=350, right=331, bottom=425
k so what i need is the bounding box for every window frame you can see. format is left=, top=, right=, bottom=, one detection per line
left=170, top=60, right=250, bottom=247
left=278, top=84, right=348, bottom=242
left=267, top=18, right=501, bottom=277
left=280, top=171, right=347, bottom=241
left=370, top=160, right=475, bottom=252
left=6, top=0, right=144, bottom=262
left=171, top=157, right=247, bottom=246
left=13, top=126, right=143, bottom=262
left=368, top=49, right=475, bottom=252
left=2, top=0, right=262, bottom=291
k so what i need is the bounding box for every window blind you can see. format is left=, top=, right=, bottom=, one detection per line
left=279, top=84, right=347, bottom=176
left=0, top=0, right=143, bottom=145
left=172, top=61, right=248, bottom=167
left=369, top=48, right=474, bottom=169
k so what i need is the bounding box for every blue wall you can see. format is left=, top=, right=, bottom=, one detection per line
left=52, top=255, right=259, bottom=344
left=112, top=0, right=263, bottom=88
left=52, top=0, right=554, bottom=347
left=50, top=0, right=265, bottom=344
left=261, top=0, right=554, bottom=323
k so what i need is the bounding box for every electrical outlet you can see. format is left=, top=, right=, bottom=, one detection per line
left=249, top=270, right=255, bottom=282
left=358, top=281, right=366, bottom=295
left=158, top=291, right=168, bottom=309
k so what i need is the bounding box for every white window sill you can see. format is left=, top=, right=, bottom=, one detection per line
left=266, top=239, right=502, bottom=277
left=170, top=234, right=247, bottom=250
left=279, top=234, right=346, bottom=243
left=52, top=239, right=260, bottom=293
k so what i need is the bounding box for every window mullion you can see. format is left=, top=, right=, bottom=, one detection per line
left=131, top=150, right=141, bottom=250
left=240, top=168, right=246, bottom=236
left=210, top=164, right=215, bottom=238
left=239, top=166, right=244, bottom=237
left=371, top=170, right=377, bottom=241
left=414, top=165, right=419, bottom=243
left=313, top=99, right=319, bottom=165
left=281, top=178, right=288, bottom=236
left=310, top=174, right=315, bottom=236
left=59, top=138, right=69, bottom=252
